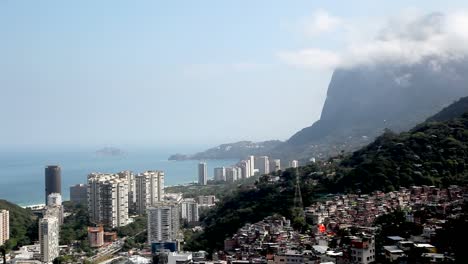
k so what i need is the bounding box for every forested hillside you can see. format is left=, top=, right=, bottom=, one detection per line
left=0, top=200, right=37, bottom=250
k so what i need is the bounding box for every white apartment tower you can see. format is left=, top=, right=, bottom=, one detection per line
left=290, top=160, right=299, bottom=168
left=271, top=159, right=281, bottom=172
left=181, top=198, right=199, bottom=223
left=213, top=167, right=226, bottom=182
left=118, top=171, right=136, bottom=209
left=249, top=155, right=255, bottom=176
left=87, top=173, right=129, bottom=228
left=45, top=193, right=64, bottom=225
left=135, top=171, right=165, bottom=215
left=239, top=160, right=251, bottom=179
left=147, top=203, right=180, bottom=244
left=198, top=162, right=207, bottom=185
left=39, top=216, right=59, bottom=263
left=0, top=210, right=9, bottom=246
left=225, top=167, right=238, bottom=182
left=255, top=156, right=270, bottom=175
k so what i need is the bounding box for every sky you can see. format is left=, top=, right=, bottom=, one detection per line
left=1, top=0, right=467, bottom=150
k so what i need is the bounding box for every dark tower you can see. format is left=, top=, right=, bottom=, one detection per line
left=45, top=165, right=61, bottom=204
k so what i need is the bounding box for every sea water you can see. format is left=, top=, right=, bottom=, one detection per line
left=0, top=147, right=237, bottom=206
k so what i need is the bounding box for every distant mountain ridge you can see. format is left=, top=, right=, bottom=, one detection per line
left=168, top=140, right=282, bottom=160
left=274, top=59, right=468, bottom=160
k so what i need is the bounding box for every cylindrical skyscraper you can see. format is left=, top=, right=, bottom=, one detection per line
left=45, top=165, right=61, bottom=204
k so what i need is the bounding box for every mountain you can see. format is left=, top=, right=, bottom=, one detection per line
left=336, top=111, right=468, bottom=193
left=277, top=59, right=468, bottom=160
left=168, top=140, right=282, bottom=160
left=0, top=200, right=37, bottom=250
left=426, top=96, right=468, bottom=122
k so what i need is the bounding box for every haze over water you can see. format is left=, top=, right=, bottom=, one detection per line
left=0, top=147, right=237, bottom=206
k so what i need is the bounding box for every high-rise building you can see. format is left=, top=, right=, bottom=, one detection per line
left=270, top=159, right=281, bottom=172
left=118, top=171, right=136, bottom=210
left=198, top=162, right=207, bottom=185
left=134, top=171, right=165, bottom=215
left=213, top=167, right=226, bottom=182
left=290, top=160, right=299, bottom=168
left=88, top=226, right=104, bottom=248
left=0, top=210, right=9, bottom=246
left=239, top=160, right=251, bottom=179
left=181, top=198, right=199, bottom=223
left=45, top=165, right=61, bottom=204
left=255, top=156, right=270, bottom=175
left=249, top=156, right=255, bottom=176
left=45, top=193, right=64, bottom=225
left=87, top=173, right=129, bottom=228
left=70, top=184, right=88, bottom=205
left=225, top=167, right=238, bottom=183
left=39, top=216, right=59, bottom=263
left=147, top=203, right=180, bottom=245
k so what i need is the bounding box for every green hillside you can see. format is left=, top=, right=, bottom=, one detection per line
left=0, top=200, right=38, bottom=250
left=337, top=113, right=468, bottom=193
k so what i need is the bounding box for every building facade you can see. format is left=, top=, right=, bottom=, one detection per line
left=147, top=203, right=180, bottom=244
left=45, top=165, right=61, bottom=204
left=213, top=167, right=226, bottom=182
left=88, top=226, right=104, bottom=248
left=45, top=193, right=64, bottom=225
left=135, top=171, right=165, bottom=215
left=70, top=184, right=88, bottom=205
left=181, top=199, right=199, bottom=223
left=87, top=173, right=129, bottom=228
left=198, top=162, right=207, bottom=185
left=39, top=216, right=59, bottom=263
left=0, top=210, right=9, bottom=246
left=255, top=156, right=270, bottom=175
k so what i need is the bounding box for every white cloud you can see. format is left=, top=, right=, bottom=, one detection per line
left=277, top=48, right=341, bottom=70
left=303, top=9, right=342, bottom=36
left=279, top=11, right=468, bottom=70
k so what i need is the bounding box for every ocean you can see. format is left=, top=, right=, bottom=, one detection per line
left=0, top=147, right=238, bottom=206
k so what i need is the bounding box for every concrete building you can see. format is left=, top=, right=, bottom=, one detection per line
left=135, top=171, right=165, bottom=215
left=45, top=193, right=63, bottom=225
left=198, top=162, right=207, bottom=185
left=118, top=171, right=136, bottom=210
left=225, top=167, right=238, bottom=183
left=197, top=195, right=216, bottom=206
left=270, top=159, right=281, bottom=172
left=214, top=167, right=226, bottom=182
left=167, top=252, right=192, bottom=264
left=181, top=198, right=199, bottom=223
left=255, top=156, right=270, bottom=175
left=87, top=173, right=129, bottom=228
left=147, top=203, right=180, bottom=244
left=248, top=156, right=255, bottom=176
left=39, top=216, right=59, bottom=263
left=350, top=235, right=376, bottom=264
left=69, top=184, right=88, bottom=205
left=0, top=210, right=9, bottom=246
left=45, top=165, right=61, bottom=204
left=239, top=160, right=251, bottom=179
left=290, top=160, right=299, bottom=168
left=88, top=226, right=104, bottom=248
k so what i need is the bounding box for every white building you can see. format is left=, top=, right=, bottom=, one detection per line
left=147, top=203, right=180, bottom=244
left=39, top=216, right=59, bottom=263
left=248, top=155, right=255, bottom=176
left=167, top=252, right=192, bottom=264
left=0, top=210, right=9, bottom=246
left=45, top=193, right=64, bottom=225
left=239, top=160, right=251, bottom=179
left=87, top=173, right=129, bottom=228
left=213, top=167, right=226, bottom=182
left=270, top=159, right=281, bottom=172
left=255, top=156, right=270, bottom=175
left=118, top=171, right=136, bottom=209
left=181, top=198, right=199, bottom=223
left=135, top=171, right=165, bottom=215
left=198, top=162, right=208, bottom=185
left=225, top=167, right=238, bottom=183
left=350, top=235, right=376, bottom=264
left=290, top=160, right=299, bottom=168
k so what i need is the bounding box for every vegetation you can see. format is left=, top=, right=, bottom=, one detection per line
left=0, top=200, right=38, bottom=251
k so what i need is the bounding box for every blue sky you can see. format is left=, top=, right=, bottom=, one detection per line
left=1, top=1, right=467, bottom=149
